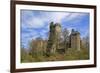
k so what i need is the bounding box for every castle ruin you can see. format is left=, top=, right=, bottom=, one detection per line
left=46, top=22, right=62, bottom=54
left=70, top=29, right=80, bottom=51
left=46, top=22, right=81, bottom=55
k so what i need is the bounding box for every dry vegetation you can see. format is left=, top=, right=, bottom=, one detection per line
left=21, top=47, right=89, bottom=63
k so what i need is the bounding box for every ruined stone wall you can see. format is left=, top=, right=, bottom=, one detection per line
left=47, top=23, right=81, bottom=55
left=47, top=22, right=61, bottom=54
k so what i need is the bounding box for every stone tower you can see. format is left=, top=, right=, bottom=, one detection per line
left=55, top=23, right=62, bottom=50
left=47, top=22, right=61, bottom=55
left=70, top=29, right=80, bottom=51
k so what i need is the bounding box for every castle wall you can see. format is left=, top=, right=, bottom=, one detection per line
left=71, top=34, right=80, bottom=51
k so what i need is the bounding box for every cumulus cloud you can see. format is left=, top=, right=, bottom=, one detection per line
left=21, top=10, right=87, bottom=29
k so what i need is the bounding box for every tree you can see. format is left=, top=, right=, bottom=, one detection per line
left=62, top=28, right=70, bottom=50
left=21, top=47, right=33, bottom=62
left=82, top=35, right=89, bottom=49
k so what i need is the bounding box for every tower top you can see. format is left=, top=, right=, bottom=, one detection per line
left=71, top=29, right=80, bottom=35
left=55, top=23, right=61, bottom=27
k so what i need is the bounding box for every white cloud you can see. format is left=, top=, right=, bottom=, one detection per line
left=27, top=17, right=46, bottom=28
left=66, top=13, right=87, bottom=22
left=22, top=10, right=87, bottom=29
left=43, top=12, right=70, bottom=23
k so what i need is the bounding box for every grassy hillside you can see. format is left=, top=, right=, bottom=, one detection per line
left=21, top=47, right=89, bottom=63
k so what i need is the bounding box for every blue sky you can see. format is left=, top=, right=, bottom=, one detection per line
left=20, top=10, right=90, bottom=49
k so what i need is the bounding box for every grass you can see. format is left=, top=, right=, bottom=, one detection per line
left=21, top=48, right=89, bottom=63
